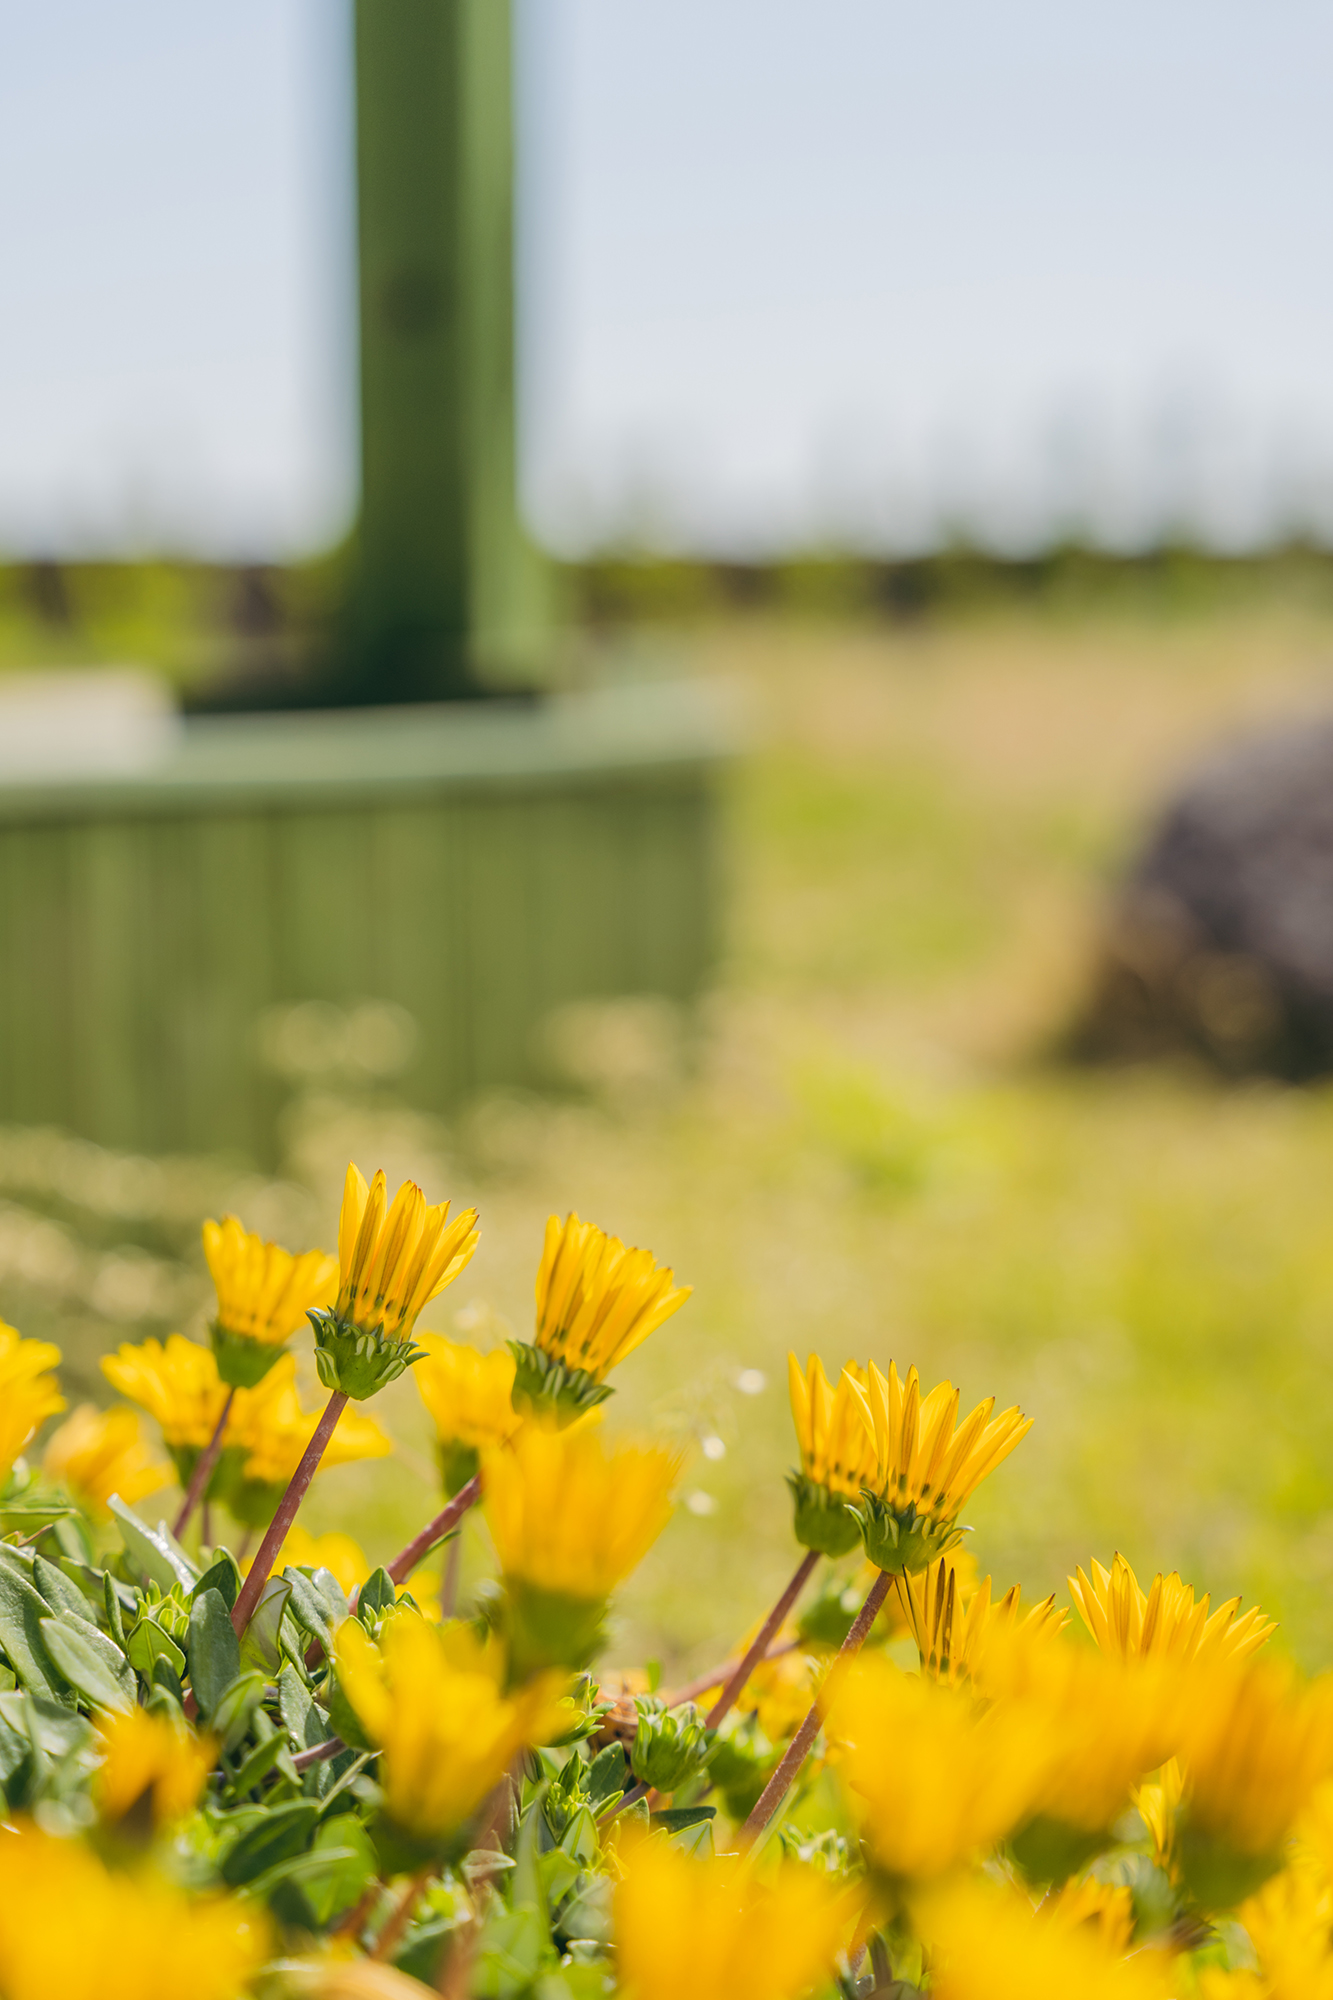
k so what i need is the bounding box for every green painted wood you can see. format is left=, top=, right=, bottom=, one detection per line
left=0, top=688, right=733, bottom=1163
left=347, top=0, right=547, bottom=701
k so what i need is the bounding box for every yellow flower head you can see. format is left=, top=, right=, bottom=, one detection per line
left=0, top=1321, right=64, bottom=1484
left=1233, top=1863, right=1333, bottom=2000
left=414, top=1333, right=520, bottom=1453
left=203, top=1215, right=337, bottom=1348
left=788, top=1353, right=877, bottom=1497
left=918, top=1876, right=1171, bottom=2000
left=1069, top=1553, right=1275, bottom=1668
left=334, top=1611, right=568, bottom=1843
left=896, top=1555, right=1065, bottom=1689
left=0, top=1821, right=265, bottom=2000
left=1178, top=1660, right=1333, bottom=1859
left=267, top=1526, right=370, bottom=1598
left=101, top=1335, right=227, bottom=1453
left=482, top=1420, right=680, bottom=1604
left=534, top=1213, right=690, bottom=1385
left=336, top=1164, right=478, bottom=1344
left=1042, top=1876, right=1135, bottom=1957
left=827, top=1653, right=1046, bottom=1880
left=854, top=1361, right=1031, bottom=1573
left=42, top=1403, right=171, bottom=1516
left=228, top=1356, right=392, bottom=1487
left=93, top=1707, right=216, bottom=1830
left=614, top=1837, right=855, bottom=2000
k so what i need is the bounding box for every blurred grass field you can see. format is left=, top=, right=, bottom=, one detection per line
left=7, top=597, right=1333, bottom=1673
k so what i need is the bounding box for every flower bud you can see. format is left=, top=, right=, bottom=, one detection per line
left=787, top=1470, right=864, bottom=1558
left=629, top=1697, right=715, bottom=1793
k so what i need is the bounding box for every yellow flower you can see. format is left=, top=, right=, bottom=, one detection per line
left=1136, top=1755, right=1186, bottom=1875
left=854, top=1361, right=1031, bottom=1574
left=229, top=1358, right=392, bottom=1487
left=533, top=1211, right=690, bottom=1383
left=742, top=1646, right=821, bottom=1744
left=896, top=1555, right=1065, bottom=1688
left=202, top=1215, right=337, bottom=1387
left=413, top=1332, right=520, bottom=1490
left=0, top=1321, right=64, bottom=1483
left=483, top=1421, right=679, bottom=1604
left=918, top=1876, right=1171, bottom=2000
left=334, top=1611, right=568, bottom=1845
left=101, top=1335, right=228, bottom=1453
left=42, top=1403, right=171, bottom=1516
left=336, top=1165, right=478, bottom=1344
left=827, top=1653, right=1046, bottom=1881
left=1178, top=1660, right=1333, bottom=1861
left=1069, top=1553, right=1275, bottom=1667
left=786, top=1352, right=877, bottom=1556
left=93, top=1707, right=216, bottom=1829
left=614, top=1837, right=854, bottom=2000
left=1231, top=1864, right=1333, bottom=2000
left=0, top=1820, right=264, bottom=2000
left=260, top=1526, right=370, bottom=1598
left=1042, top=1876, right=1135, bottom=1956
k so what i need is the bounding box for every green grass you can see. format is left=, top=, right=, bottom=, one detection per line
left=8, top=600, right=1333, bottom=1673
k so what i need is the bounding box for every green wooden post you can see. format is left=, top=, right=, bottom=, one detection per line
left=343, top=0, right=547, bottom=703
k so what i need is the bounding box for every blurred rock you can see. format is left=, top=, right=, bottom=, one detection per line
left=1073, top=715, right=1333, bottom=1077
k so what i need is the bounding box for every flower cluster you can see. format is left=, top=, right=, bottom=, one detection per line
left=0, top=1161, right=1328, bottom=2000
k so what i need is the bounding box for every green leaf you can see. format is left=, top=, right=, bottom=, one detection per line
left=277, top=1663, right=324, bottom=1751
left=107, top=1498, right=198, bottom=1593
left=126, top=1617, right=186, bottom=1683
left=282, top=1568, right=339, bottom=1646
left=238, top=1577, right=291, bottom=1677
left=300, top=1815, right=376, bottom=1925
left=584, top=1742, right=626, bottom=1809
left=193, top=1554, right=240, bottom=1612
left=356, top=1567, right=395, bottom=1623
left=323, top=1672, right=373, bottom=1753
left=228, top=1729, right=296, bottom=1799
left=38, top=1616, right=132, bottom=1711
left=0, top=1689, right=90, bottom=1758
left=474, top=1907, right=551, bottom=2000
left=211, top=1669, right=265, bottom=1755
left=0, top=1565, right=67, bottom=1700
left=188, top=1588, right=240, bottom=1718
left=220, top=1798, right=319, bottom=1886
left=102, top=1572, right=129, bottom=1651
left=650, top=1805, right=716, bottom=1835
left=31, top=1557, right=97, bottom=1625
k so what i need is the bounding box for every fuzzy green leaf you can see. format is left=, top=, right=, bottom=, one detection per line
left=38, top=1616, right=132, bottom=1712
left=188, top=1587, right=240, bottom=1717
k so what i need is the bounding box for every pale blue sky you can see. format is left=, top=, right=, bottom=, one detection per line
left=3, top=2, right=1333, bottom=557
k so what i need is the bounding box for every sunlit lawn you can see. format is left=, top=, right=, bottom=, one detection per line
left=8, top=600, right=1333, bottom=1671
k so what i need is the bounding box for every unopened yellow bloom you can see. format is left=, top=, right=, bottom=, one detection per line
left=0, top=1322, right=64, bottom=1483
left=1070, top=1553, right=1275, bottom=1667
left=855, top=1361, right=1031, bottom=1574
left=896, top=1555, right=1064, bottom=1689
left=336, top=1165, right=478, bottom=1344
left=43, top=1403, right=171, bottom=1515
left=919, top=1876, right=1171, bottom=2000
left=788, top=1354, right=876, bottom=1497
left=0, top=1820, right=264, bottom=2000
left=614, top=1837, right=855, bottom=2000
left=202, top=1215, right=337, bottom=1388
left=93, top=1707, right=216, bottom=1829
left=533, top=1211, right=690, bottom=1383
left=414, top=1332, right=520, bottom=1490
left=828, top=1653, right=1045, bottom=1880
left=334, top=1611, right=568, bottom=1845
left=101, top=1334, right=228, bottom=1452
left=483, top=1421, right=679, bottom=1603
left=1178, top=1661, right=1333, bottom=1860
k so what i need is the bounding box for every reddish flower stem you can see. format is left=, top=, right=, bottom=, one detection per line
left=386, top=1473, right=481, bottom=1585
left=742, top=1567, right=893, bottom=1841
left=172, top=1389, right=235, bottom=1539
left=372, top=1865, right=433, bottom=1962
left=665, top=1638, right=797, bottom=1708
left=231, top=1391, right=349, bottom=1636
left=704, top=1547, right=820, bottom=1731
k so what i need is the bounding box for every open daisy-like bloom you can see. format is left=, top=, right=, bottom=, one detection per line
left=308, top=1165, right=480, bottom=1399
left=1069, top=1553, right=1275, bottom=1669
left=413, top=1332, right=521, bottom=1494
left=101, top=1334, right=230, bottom=1461
left=42, top=1404, right=170, bottom=1517
left=897, top=1554, right=1064, bottom=1689
left=93, top=1708, right=216, bottom=1832
left=854, top=1360, right=1032, bottom=1575
left=511, top=1211, right=690, bottom=1420
left=0, top=1322, right=65, bottom=1488
left=786, top=1352, right=878, bottom=1556
left=202, top=1215, right=337, bottom=1388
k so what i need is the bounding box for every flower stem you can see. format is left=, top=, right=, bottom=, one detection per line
left=172, top=1389, right=235, bottom=1539
left=705, top=1548, right=820, bottom=1731
left=372, top=1866, right=433, bottom=1962
left=386, top=1472, right=481, bottom=1585
left=741, top=1566, right=893, bottom=1842
left=231, top=1390, right=349, bottom=1636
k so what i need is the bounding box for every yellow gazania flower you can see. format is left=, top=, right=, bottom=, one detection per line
left=1231, top=1864, right=1333, bottom=2000
left=482, top=1420, right=679, bottom=1604
left=739, top=1646, right=821, bottom=1745
left=227, top=1357, right=392, bottom=1487
left=334, top=1611, right=569, bottom=1844
left=1177, top=1660, right=1333, bottom=1861
left=0, top=1821, right=265, bottom=2000
left=614, top=1836, right=856, bottom=2000
left=1136, top=1755, right=1186, bottom=1875
left=264, top=1526, right=370, bottom=1598
left=827, top=1653, right=1047, bottom=1881
left=42, top=1403, right=171, bottom=1516
left=93, top=1707, right=216, bottom=1829
left=336, top=1165, right=479, bottom=1344
left=854, top=1360, right=1031, bottom=1574
left=0, top=1322, right=64, bottom=1484
left=101, top=1334, right=228, bottom=1452
left=532, top=1211, right=691, bottom=1384
left=413, top=1332, right=520, bottom=1489
left=896, top=1555, right=1065, bottom=1689
left=786, top=1352, right=877, bottom=1556
left=917, top=1875, right=1171, bottom=2000
left=1042, top=1876, right=1135, bottom=1957
left=202, top=1215, right=337, bottom=1385
left=1069, top=1553, right=1275, bottom=1667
